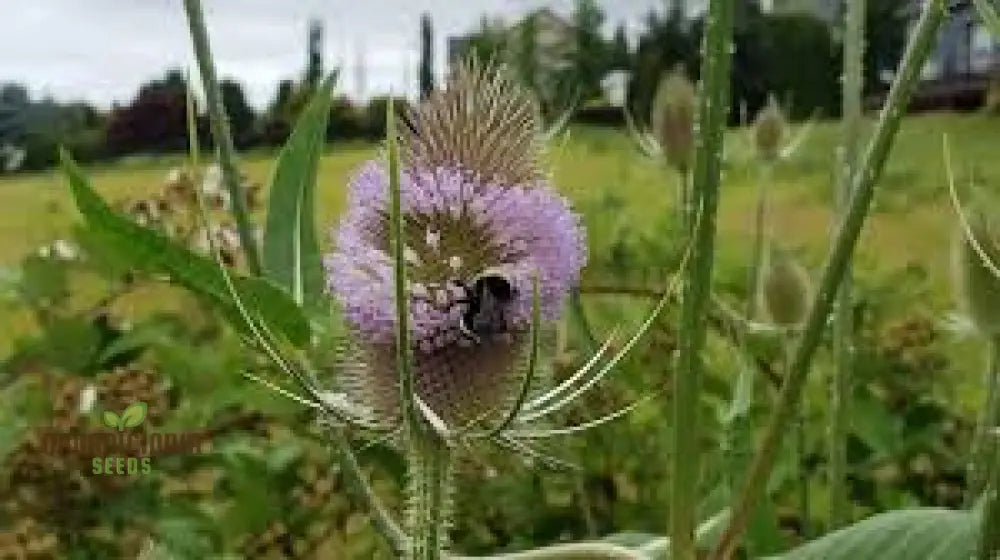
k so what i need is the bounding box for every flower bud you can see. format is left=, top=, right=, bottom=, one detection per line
left=754, top=94, right=786, bottom=162
left=954, top=207, right=1000, bottom=335
left=651, top=67, right=696, bottom=173
left=760, top=248, right=811, bottom=327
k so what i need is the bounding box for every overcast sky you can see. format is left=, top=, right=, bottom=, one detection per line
left=1, top=1, right=674, bottom=109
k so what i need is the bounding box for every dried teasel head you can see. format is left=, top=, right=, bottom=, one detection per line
left=760, top=246, right=811, bottom=328
left=754, top=94, right=786, bottom=163
left=651, top=66, right=697, bottom=173
left=324, top=59, right=586, bottom=429
left=953, top=203, right=1000, bottom=336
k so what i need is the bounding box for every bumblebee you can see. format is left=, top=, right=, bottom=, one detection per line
left=452, top=269, right=516, bottom=342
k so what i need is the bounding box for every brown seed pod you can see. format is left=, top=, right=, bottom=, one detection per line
left=760, top=248, right=811, bottom=328
left=953, top=207, right=1000, bottom=335
left=754, top=94, right=786, bottom=162
left=651, top=67, right=697, bottom=173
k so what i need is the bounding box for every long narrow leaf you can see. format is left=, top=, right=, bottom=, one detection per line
left=262, top=72, right=338, bottom=308
left=59, top=151, right=309, bottom=346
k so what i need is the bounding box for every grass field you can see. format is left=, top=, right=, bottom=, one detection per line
left=0, top=113, right=996, bottom=364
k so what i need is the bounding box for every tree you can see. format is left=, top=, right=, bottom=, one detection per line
left=513, top=13, right=540, bottom=92
left=865, top=0, right=908, bottom=94
left=306, top=19, right=324, bottom=90
left=611, top=23, right=630, bottom=70
left=219, top=79, right=256, bottom=148
left=105, top=70, right=189, bottom=155
left=419, top=13, right=435, bottom=99
left=570, top=0, right=609, bottom=101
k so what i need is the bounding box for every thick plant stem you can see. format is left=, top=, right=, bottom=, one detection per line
left=977, top=338, right=1000, bottom=560
left=181, top=0, right=262, bottom=274
left=829, top=0, right=866, bottom=529
left=747, top=164, right=772, bottom=319
left=407, top=435, right=452, bottom=560
left=710, top=3, right=946, bottom=557
left=669, top=0, right=734, bottom=558
left=970, top=337, right=1000, bottom=504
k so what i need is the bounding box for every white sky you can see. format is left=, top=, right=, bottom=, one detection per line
left=0, top=1, right=670, bottom=109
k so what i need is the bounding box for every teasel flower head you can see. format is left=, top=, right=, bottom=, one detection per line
left=324, top=60, right=587, bottom=431
left=651, top=66, right=697, bottom=173
left=759, top=246, right=811, bottom=328
left=953, top=204, right=1000, bottom=336
left=754, top=94, right=786, bottom=163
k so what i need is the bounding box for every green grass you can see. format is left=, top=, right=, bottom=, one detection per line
left=0, top=113, right=997, bottom=367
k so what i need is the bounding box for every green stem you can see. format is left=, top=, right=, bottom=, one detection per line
left=669, top=0, right=734, bottom=558
left=181, top=0, right=262, bottom=275
left=407, top=435, right=452, bottom=560
left=333, top=431, right=409, bottom=556
left=748, top=164, right=772, bottom=319
left=970, top=337, right=1000, bottom=504
left=710, top=2, right=946, bottom=557
left=829, top=0, right=866, bottom=529
left=977, top=339, right=1000, bottom=560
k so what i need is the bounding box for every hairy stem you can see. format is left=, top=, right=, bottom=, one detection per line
left=669, top=0, right=734, bottom=557
left=829, top=0, right=866, bottom=529
left=710, top=2, right=947, bottom=557
left=181, top=0, right=261, bottom=274
left=407, top=435, right=452, bottom=560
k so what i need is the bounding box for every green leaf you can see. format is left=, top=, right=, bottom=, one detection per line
left=102, top=411, right=120, bottom=429
left=59, top=151, right=310, bottom=347
left=120, top=401, right=148, bottom=428
left=262, top=72, right=337, bottom=308
left=774, top=508, right=979, bottom=559
left=973, top=0, right=1000, bottom=38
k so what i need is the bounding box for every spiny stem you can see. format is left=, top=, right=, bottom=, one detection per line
left=669, top=0, right=734, bottom=557
left=710, top=2, right=947, bottom=557
left=181, top=0, right=261, bottom=274
left=829, top=0, right=866, bottom=529
left=407, top=435, right=452, bottom=560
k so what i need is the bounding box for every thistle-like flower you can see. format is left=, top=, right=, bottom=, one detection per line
left=325, top=60, right=588, bottom=435
left=651, top=67, right=697, bottom=174
left=759, top=246, right=811, bottom=328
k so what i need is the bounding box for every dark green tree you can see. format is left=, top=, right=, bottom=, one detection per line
left=569, top=0, right=609, bottom=100
left=419, top=13, right=435, bottom=99
left=865, top=0, right=908, bottom=94
left=611, top=23, right=630, bottom=70
left=219, top=79, right=257, bottom=148
left=514, top=13, right=541, bottom=92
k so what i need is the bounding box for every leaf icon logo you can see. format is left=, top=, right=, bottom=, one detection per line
left=103, top=402, right=148, bottom=431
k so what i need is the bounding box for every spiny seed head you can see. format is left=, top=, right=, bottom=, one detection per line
left=651, top=66, right=697, bottom=173
left=754, top=94, right=786, bottom=162
left=400, top=58, right=544, bottom=186
left=953, top=204, right=1000, bottom=335
left=325, top=59, right=585, bottom=429
left=760, top=247, right=811, bottom=327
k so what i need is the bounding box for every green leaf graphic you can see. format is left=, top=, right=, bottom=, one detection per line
left=120, top=401, right=148, bottom=429
left=103, top=411, right=120, bottom=429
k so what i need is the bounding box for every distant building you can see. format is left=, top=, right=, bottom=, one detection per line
left=908, top=0, right=1000, bottom=109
